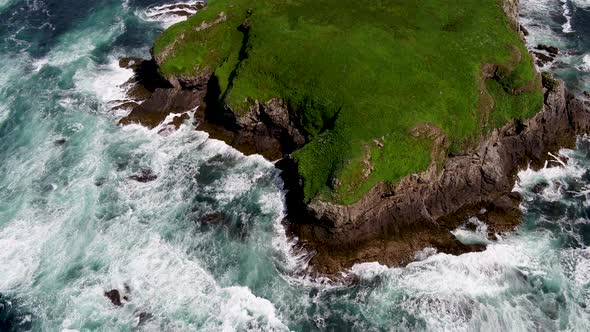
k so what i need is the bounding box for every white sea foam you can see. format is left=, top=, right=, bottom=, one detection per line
left=414, top=247, right=438, bottom=261
left=73, top=58, right=134, bottom=105
left=335, top=229, right=567, bottom=330
left=561, top=0, right=574, bottom=33
left=139, top=1, right=204, bottom=28
left=31, top=57, right=49, bottom=72
left=579, top=54, right=590, bottom=72
left=350, top=262, right=390, bottom=280
left=514, top=148, right=584, bottom=202
left=0, top=220, right=58, bottom=291
left=452, top=217, right=492, bottom=246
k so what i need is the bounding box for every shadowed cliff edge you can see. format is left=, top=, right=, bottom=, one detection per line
left=116, top=0, right=590, bottom=276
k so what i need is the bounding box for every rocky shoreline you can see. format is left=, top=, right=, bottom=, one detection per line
left=115, top=0, right=590, bottom=276
left=117, top=53, right=590, bottom=275
left=288, top=81, right=590, bottom=274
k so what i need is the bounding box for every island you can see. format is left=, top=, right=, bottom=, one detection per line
left=118, top=0, right=590, bottom=275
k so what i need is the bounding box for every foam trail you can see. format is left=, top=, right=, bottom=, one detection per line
left=140, top=1, right=205, bottom=28
left=562, top=0, right=574, bottom=33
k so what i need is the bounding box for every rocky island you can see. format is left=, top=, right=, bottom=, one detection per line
left=118, top=0, right=590, bottom=275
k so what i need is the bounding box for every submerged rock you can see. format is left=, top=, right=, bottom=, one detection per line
left=104, top=289, right=122, bottom=307
left=532, top=51, right=555, bottom=67
left=536, top=44, right=559, bottom=55
left=53, top=138, right=67, bottom=146
left=129, top=169, right=158, bottom=183
left=136, top=312, right=153, bottom=327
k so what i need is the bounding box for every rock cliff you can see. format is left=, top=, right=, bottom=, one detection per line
left=118, top=58, right=307, bottom=160
left=288, top=80, right=590, bottom=274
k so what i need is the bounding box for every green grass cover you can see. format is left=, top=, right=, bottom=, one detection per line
left=154, top=0, right=543, bottom=204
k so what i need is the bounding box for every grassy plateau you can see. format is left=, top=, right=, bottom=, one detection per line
left=154, top=0, right=543, bottom=205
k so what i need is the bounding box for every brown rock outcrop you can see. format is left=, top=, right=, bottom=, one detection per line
left=199, top=97, right=307, bottom=160
left=118, top=57, right=306, bottom=159
left=120, top=88, right=205, bottom=128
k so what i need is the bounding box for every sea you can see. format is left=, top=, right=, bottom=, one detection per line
left=0, top=0, right=589, bottom=331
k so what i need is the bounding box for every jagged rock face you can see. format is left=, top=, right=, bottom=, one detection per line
left=503, top=0, right=520, bottom=30
left=198, top=98, right=307, bottom=160
left=288, top=81, right=590, bottom=274
left=120, top=88, right=205, bottom=128
left=117, top=55, right=307, bottom=159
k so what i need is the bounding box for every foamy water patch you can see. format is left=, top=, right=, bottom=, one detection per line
left=352, top=233, right=561, bottom=330
left=571, top=0, right=590, bottom=8
left=73, top=58, right=134, bottom=105
left=9, top=113, right=290, bottom=329
left=514, top=148, right=583, bottom=201
left=579, top=54, right=590, bottom=72
left=0, top=219, right=58, bottom=291
left=452, top=217, right=492, bottom=246
left=139, top=1, right=205, bottom=28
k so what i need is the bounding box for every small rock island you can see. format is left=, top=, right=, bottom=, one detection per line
left=119, top=0, right=590, bottom=275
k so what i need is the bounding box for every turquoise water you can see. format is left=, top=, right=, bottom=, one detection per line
left=0, top=0, right=589, bottom=331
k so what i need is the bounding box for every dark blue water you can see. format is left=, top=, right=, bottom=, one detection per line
left=521, top=0, right=590, bottom=93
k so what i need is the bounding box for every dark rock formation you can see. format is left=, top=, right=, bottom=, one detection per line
left=536, top=44, right=559, bottom=56
left=199, top=97, right=307, bottom=160
left=119, top=56, right=307, bottom=158
left=285, top=80, right=590, bottom=274
left=110, top=101, right=139, bottom=112
left=129, top=169, right=158, bottom=183
left=104, top=289, right=123, bottom=307
left=120, top=88, right=204, bottom=128
left=533, top=51, right=555, bottom=67
left=117, top=56, right=205, bottom=129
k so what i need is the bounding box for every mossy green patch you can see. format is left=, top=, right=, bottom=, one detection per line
left=154, top=0, right=542, bottom=204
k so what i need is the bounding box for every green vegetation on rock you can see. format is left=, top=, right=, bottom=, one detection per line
left=154, top=0, right=543, bottom=204
left=541, top=71, right=559, bottom=92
